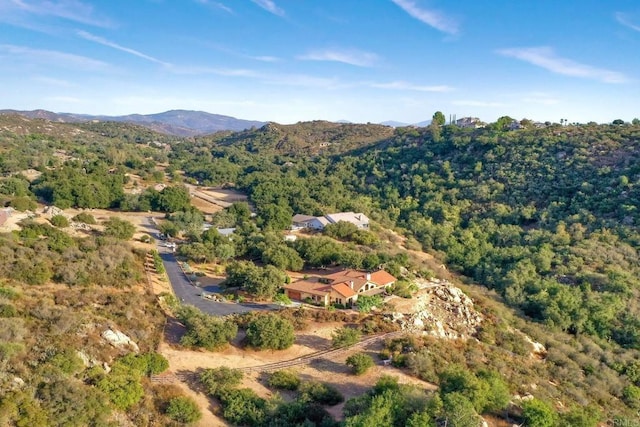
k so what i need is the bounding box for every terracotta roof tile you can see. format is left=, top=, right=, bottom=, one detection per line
left=331, top=283, right=357, bottom=298
left=370, top=270, right=397, bottom=285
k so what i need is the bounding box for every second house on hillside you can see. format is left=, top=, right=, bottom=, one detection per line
left=290, top=211, right=369, bottom=231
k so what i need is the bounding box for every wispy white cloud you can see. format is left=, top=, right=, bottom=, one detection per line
left=33, top=75, right=74, bottom=86
left=3, top=0, right=111, bottom=27
left=497, top=46, right=629, bottom=84
left=44, top=95, right=83, bottom=103
left=452, top=100, right=505, bottom=107
left=166, top=63, right=342, bottom=89
left=164, top=65, right=260, bottom=77
left=0, top=44, right=109, bottom=70
left=615, top=12, right=640, bottom=32
left=195, top=0, right=233, bottom=14
left=390, top=0, right=458, bottom=35
left=77, top=30, right=170, bottom=66
left=251, top=55, right=280, bottom=62
left=265, top=73, right=342, bottom=89
left=371, top=81, right=454, bottom=92
left=298, top=49, right=379, bottom=67
left=251, top=0, right=284, bottom=17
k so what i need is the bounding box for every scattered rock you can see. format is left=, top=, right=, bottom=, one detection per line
left=523, top=334, right=547, bottom=359
left=101, top=328, right=139, bottom=352
left=387, top=281, right=483, bottom=339
left=511, top=393, right=536, bottom=405
left=76, top=350, right=101, bottom=367
left=12, top=377, right=25, bottom=388
left=43, top=205, right=64, bottom=217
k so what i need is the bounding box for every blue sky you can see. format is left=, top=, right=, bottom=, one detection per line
left=0, top=0, right=639, bottom=124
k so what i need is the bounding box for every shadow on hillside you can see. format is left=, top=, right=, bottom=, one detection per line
left=295, top=334, right=331, bottom=350
left=176, top=368, right=205, bottom=392
left=174, top=368, right=224, bottom=419
left=309, top=358, right=351, bottom=375
left=163, top=317, right=185, bottom=345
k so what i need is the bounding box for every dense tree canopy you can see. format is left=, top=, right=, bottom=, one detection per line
left=245, top=313, right=295, bottom=350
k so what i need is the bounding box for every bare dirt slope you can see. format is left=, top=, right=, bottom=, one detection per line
left=158, top=321, right=435, bottom=424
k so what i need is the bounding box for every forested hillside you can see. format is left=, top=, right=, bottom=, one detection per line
left=180, top=122, right=640, bottom=349
left=343, top=124, right=640, bottom=347
left=3, top=113, right=640, bottom=425
left=197, top=120, right=395, bottom=155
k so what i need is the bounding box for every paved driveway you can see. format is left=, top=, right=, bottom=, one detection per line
left=146, top=215, right=280, bottom=316
left=158, top=250, right=280, bottom=316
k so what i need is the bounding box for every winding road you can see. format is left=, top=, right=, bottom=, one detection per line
left=148, top=217, right=279, bottom=316
left=158, top=250, right=281, bottom=316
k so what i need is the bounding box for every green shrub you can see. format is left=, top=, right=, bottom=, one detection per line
left=103, top=217, right=136, bottom=240
left=0, top=342, right=25, bottom=362
left=219, top=388, right=267, bottom=426
left=441, top=392, right=481, bottom=427
left=0, top=303, right=17, bottom=318
left=332, top=327, right=361, bottom=348
left=9, top=196, right=37, bottom=212
left=177, top=305, right=238, bottom=350
left=0, top=286, right=19, bottom=300
left=165, top=396, right=202, bottom=424
left=356, top=295, right=383, bottom=313
left=267, top=400, right=335, bottom=426
left=143, top=352, right=169, bottom=375
left=300, top=381, right=344, bottom=406
left=559, top=405, right=601, bottom=427
left=391, top=280, right=416, bottom=298
left=50, top=215, right=70, bottom=228
left=273, top=292, right=292, bottom=305
left=152, top=251, right=165, bottom=274
left=199, top=367, right=243, bottom=397
left=114, top=352, right=169, bottom=377
left=49, top=349, right=84, bottom=375
left=346, top=353, right=375, bottom=375
left=439, top=365, right=490, bottom=413
left=521, top=398, right=558, bottom=427
left=622, top=385, right=640, bottom=409
left=72, top=212, right=97, bottom=224
left=477, top=370, right=510, bottom=413
left=97, top=367, right=144, bottom=410
left=268, top=370, right=301, bottom=390
left=245, top=314, right=295, bottom=350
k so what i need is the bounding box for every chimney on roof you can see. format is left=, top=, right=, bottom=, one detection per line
left=350, top=281, right=354, bottom=289
left=366, top=273, right=371, bottom=281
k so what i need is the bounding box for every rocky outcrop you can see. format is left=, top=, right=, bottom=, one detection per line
left=523, top=333, right=547, bottom=359
left=101, top=329, right=139, bottom=353
left=387, top=281, right=483, bottom=339
left=43, top=205, right=64, bottom=217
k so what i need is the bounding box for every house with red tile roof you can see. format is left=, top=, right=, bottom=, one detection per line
left=283, top=269, right=396, bottom=307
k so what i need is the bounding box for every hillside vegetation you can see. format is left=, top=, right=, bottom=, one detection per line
left=2, top=113, right=640, bottom=425
left=198, top=120, right=395, bottom=155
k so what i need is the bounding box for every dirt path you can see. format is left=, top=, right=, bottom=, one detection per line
left=157, top=323, right=436, bottom=424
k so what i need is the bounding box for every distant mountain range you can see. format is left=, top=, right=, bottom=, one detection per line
left=0, top=108, right=433, bottom=136
left=0, top=109, right=266, bottom=137
left=379, top=120, right=432, bottom=128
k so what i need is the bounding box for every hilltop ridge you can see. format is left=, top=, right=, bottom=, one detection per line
left=0, top=109, right=266, bottom=137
